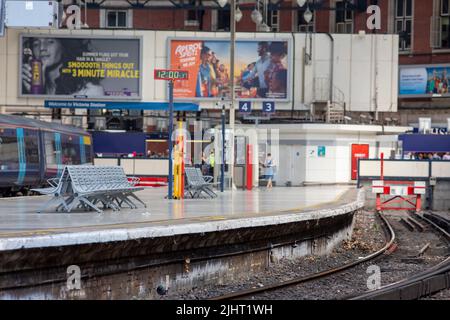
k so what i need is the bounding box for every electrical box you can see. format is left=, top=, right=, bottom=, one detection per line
left=429, top=177, right=437, bottom=186
left=5, top=1, right=59, bottom=28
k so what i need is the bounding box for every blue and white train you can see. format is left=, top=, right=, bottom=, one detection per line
left=0, top=115, right=93, bottom=196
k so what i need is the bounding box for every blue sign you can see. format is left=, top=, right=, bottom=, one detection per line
left=44, top=100, right=200, bottom=112
left=262, top=101, right=275, bottom=113
left=239, top=101, right=252, bottom=113
left=318, top=146, right=326, bottom=157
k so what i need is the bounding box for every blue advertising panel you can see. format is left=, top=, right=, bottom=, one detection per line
left=399, top=64, right=450, bottom=97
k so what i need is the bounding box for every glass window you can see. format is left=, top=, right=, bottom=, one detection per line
left=395, top=0, right=413, bottom=51
left=107, top=11, right=117, bottom=26
left=24, top=131, right=39, bottom=165
left=396, top=0, right=404, bottom=17
left=0, top=129, right=19, bottom=170
left=117, top=11, right=127, bottom=27
left=106, top=10, right=128, bottom=28
left=85, top=144, right=93, bottom=164
left=336, top=1, right=345, bottom=23
left=405, top=0, right=412, bottom=16
left=442, top=17, right=450, bottom=48
left=442, top=0, right=449, bottom=15
left=187, top=10, right=198, bottom=21
left=217, top=10, right=230, bottom=31
left=61, top=134, right=81, bottom=165
left=44, top=132, right=57, bottom=165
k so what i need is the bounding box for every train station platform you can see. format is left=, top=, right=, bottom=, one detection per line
left=0, top=185, right=365, bottom=299
left=0, top=185, right=361, bottom=250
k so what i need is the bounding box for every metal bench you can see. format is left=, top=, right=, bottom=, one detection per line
left=33, top=165, right=146, bottom=213
left=32, top=167, right=74, bottom=213
left=184, top=167, right=217, bottom=198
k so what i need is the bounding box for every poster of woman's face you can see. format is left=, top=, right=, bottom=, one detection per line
left=20, top=35, right=142, bottom=99
left=169, top=38, right=291, bottom=101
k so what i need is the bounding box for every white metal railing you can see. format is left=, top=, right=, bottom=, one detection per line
left=359, top=159, right=450, bottom=180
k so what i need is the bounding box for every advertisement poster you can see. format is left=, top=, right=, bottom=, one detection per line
left=399, top=65, right=450, bottom=97
left=169, top=38, right=291, bottom=101
left=20, top=35, right=141, bottom=99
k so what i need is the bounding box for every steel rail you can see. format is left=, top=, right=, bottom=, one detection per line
left=210, top=212, right=396, bottom=300
left=350, top=212, right=450, bottom=300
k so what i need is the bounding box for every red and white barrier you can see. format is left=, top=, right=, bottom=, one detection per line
left=370, top=153, right=425, bottom=213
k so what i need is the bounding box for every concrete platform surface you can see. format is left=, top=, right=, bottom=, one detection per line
left=0, top=186, right=363, bottom=250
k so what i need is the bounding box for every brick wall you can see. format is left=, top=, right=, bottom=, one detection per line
left=80, top=1, right=448, bottom=68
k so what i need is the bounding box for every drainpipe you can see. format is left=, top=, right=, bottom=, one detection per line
left=291, top=32, right=296, bottom=119
left=325, top=33, right=334, bottom=103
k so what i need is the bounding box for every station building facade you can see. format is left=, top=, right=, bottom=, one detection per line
left=1, top=0, right=449, bottom=132
left=54, top=0, right=450, bottom=130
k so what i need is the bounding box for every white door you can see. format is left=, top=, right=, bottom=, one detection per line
left=275, top=145, right=304, bottom=186
left=290, top=145, right=304, bottom=186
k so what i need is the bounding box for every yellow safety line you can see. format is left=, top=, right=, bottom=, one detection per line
left=0, top=188, right=352, bottom=238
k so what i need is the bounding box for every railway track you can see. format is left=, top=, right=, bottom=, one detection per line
left=209, top=211, right=396, bottom=300
left=210, top=211, right=450, bottom=300
left=350, top=212, right=450, bottom=300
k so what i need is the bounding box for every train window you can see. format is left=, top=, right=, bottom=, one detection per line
left=85, top=144, right=93, bottom=164
left=61, top=135, right=81, bottom=165
left=24, top=131, right=40, bottom=164
left=44, top=132, right=57, bottom=165
left=0, top=131, right=19, bottom=170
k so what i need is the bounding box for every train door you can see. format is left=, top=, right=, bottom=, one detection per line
left=42, top=131, right=62, bottom=179
left=0, top=127, right=19, bottom=187
left=17, top=128, right=40, bottom=186
left=351, top=144, right=369, bottom=180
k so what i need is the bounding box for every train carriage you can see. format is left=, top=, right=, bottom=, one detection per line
left=0, top=115, right=93, bottom=196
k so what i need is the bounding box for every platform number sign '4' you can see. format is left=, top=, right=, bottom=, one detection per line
left=239, top=101, right=251, bottom=113
left=262, top=101, right=275, bottom=113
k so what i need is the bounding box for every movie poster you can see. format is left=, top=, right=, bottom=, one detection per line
left=399, top=65, right=450, bottom=97
left=20, top=35, right=141, bottom=99
left=169, top=38, right=291, bottom=101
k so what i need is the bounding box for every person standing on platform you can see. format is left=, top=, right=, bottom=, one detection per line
left=208, top=149, right=215, bottom=177
left=201, top=149, right=215, bottom=177
left=264, top=153, right=275, bottom=189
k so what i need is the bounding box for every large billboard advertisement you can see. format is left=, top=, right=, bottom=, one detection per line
left=20, top=35, right=142, bottom=99
left=399, top=64, right=450, bottom=97
left=168, top=38, right=291, bottom=101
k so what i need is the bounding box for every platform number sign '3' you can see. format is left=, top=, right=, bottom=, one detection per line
left=239, top=101, right=251, bottom=113
left=262, top=101, right=275, bottom=113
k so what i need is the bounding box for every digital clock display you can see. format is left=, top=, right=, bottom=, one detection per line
left=154, top=69, right=189, bottom=81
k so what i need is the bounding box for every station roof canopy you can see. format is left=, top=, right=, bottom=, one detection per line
left=44, top=100, right=200, bottom=112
